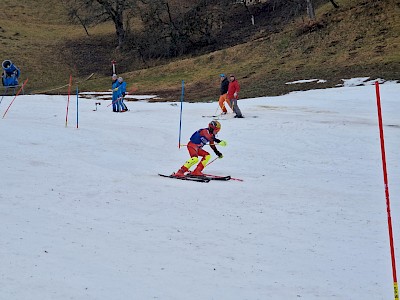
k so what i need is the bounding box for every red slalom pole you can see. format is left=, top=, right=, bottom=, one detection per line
left=2, top=78, right=28, bottom=119
left=375, top=81, right=399, bottom=300
left=178, top=80, right=184, bottom=148
left=65, top=75, right=72, bottom=127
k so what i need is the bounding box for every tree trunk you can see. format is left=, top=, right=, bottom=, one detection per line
left=306, top=0, right=316, bottom=20
left=114, top=13, right=125, bottom=48
left=96, top=0, right=126, bottom=48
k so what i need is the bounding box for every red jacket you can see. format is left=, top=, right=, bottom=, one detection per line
left=227, top=79, right=240, bottom=100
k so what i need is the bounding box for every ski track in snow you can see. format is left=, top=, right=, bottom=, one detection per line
left=0, top=83, right=399, bottom=300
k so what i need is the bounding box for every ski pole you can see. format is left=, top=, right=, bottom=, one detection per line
left=107, top=97, right=122, bottom=107
left=180, top=144, right=210, bottom=147
left=214, top=105, right=220, bottom=116
left=205, top=157, right=219, bottom=167
left=179, top=143, right=219, bottom=147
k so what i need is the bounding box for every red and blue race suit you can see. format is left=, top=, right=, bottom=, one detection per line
left=188, top=128, right=220, bottom=158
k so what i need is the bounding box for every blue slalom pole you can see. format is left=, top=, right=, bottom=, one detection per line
left=76, top=86, right=79, bottom=129
left=178, top=80, right=184, bottom=148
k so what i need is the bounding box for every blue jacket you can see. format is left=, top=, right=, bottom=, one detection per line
left=117, top=81, right=126, bottom=98
left=112, top=80, right=120, bottom=101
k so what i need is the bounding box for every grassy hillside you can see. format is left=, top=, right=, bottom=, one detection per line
left=1, top=0, right=399, bottom=101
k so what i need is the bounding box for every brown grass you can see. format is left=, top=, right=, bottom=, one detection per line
left=1, top=0, right=399, bottom=100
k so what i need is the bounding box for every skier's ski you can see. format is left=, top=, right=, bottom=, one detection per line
left=202, top=114, right=258, bottom=119
left=187, top=174, right=231, bottom=181
left=202, top=114, right=239, bottom=120
left=158, top=173, right=210, bottom=183
left=205, top=175, right=231, bottom=181
left=202, top=115, right=220, bottom=118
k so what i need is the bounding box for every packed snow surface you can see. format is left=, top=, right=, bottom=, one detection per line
left=1, top=82, right=399, bottom=299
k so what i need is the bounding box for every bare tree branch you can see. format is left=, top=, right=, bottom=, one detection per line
left=329, top=0, right=339, bottom=9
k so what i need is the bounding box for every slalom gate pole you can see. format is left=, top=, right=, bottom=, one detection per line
left=2, top=78, right=28, bottom=119
left=0, top=87, right=9, bottom=105
left=76, top=86, right=79, bottom=129
left=112, top=60, right=116, bottom=74
left=375, top=81, right=399, bottom=300
left=178, top=80, right=184, bottom=148
left=65, top=75, right=72, bottom=127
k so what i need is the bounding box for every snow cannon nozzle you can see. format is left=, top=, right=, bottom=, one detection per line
left=2, top=60, right=12, bottom=70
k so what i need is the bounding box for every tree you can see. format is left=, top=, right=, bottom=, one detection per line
left=62, top=0, right=137, bottom=48
left=133, top=0, right=221, bottom=59
left=61, top=0, right=91, bottom=36
left=305, top=0, right=339, bottom=21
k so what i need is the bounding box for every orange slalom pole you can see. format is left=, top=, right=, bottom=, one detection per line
left=375, top=81, right=399, bottom=300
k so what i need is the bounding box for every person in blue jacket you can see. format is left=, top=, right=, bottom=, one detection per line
left=117, top=77, right=128, bottom=112
left=111, top=74, right=121, bottom=112
left=2, top=60, right=20, bottom=87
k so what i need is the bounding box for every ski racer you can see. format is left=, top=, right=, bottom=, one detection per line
left=174, top=120, right=227, bottom=177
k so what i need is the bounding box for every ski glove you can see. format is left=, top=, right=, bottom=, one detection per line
left=215, top=150, right=223, bottom=159
left=218, top=140, right=227, bottom=147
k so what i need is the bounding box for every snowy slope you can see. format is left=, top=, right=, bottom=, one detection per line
left=0, top=82, right=399, bottom=299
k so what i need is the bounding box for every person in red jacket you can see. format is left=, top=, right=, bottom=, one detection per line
left=174, top=120, right=227, bottom=177
left=227, top=74, right=244, bottom=118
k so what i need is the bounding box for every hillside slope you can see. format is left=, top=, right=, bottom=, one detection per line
left=1, top=0, right=399, bottom=100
